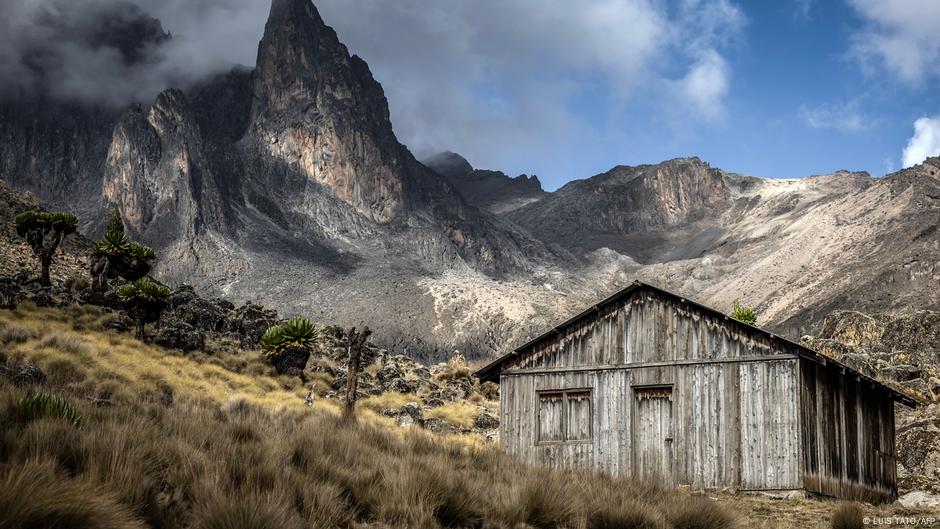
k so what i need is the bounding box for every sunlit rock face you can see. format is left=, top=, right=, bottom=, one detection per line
left=245, top=0, right=405, bottom=224
left=103, top=89, right=225, bottom=242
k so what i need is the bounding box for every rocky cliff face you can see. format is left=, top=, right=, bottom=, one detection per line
left=424, top=152, right=546, bottom=214
left=509, top=157, right=731, bottom=260
left=103, top=89, right=227, bottom=242
left=244, top=0, right=405, bottom=223
left=0, top=99, right=116, bottom=227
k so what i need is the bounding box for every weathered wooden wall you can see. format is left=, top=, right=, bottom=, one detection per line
left=501, top=361, right=801, bottom=489
left=504, top=290, right=785, bottom=372
left=799, top=359, right=897, bottom=502
left=500, top=290, right=803, bottom=491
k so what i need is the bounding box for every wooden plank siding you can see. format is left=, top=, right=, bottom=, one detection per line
left=501, top=359, right=800, bottom=490
left=503, top=290, right=783, bottom=373
left=799, top=359, right=898, bottom=502
left=495, top=286, right=903, bottom=500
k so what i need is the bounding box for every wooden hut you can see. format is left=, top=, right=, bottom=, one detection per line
left=475, top=281, right=917, bottom=501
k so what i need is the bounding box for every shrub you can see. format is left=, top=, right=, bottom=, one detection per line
left=260, top=317, right=320, bottom=352
left=192, top=490, right=306, bottom=529
left=730, top=300, right=758, bottom=325
left=117, top=277, right=171, bottom=340
left=516, top=472, right=577, bottom=528
left=588, top=500, right=669, bottom=529
left=64, top=275, right=91, bottom=292
left=665, top=495, right=740, bottom=529
left=480, top=381, right=499, bottom=400
left=831, top=502, right=865, bottom=529
left=13, top=210, right=79, bottom=286
left=425, top=402, right=479, bottom=429
left=260, top=317, right=320, bottom=376
left=13, top=392, right=82, bottom=427
left=40, top=332, right=91, bottom=355
left=0, top=322, right=36, bottom=345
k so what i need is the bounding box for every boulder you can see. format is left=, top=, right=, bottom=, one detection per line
left=387, top=377, right=420, bottom=394
left=423, top=417, right=461, bottom=435
left=154, top=321, right=205, bottom=352
left=897, top=491, right=940, bottom=509
left=377, top=362, right=404, bottom=384
left=225, top=303, right=278, bottom=348
left=166, top=295, right=227, bottom=333
left=882, top=364, right=924, bottom=382
left=0, top=362, right=45, bottom=387
left=897, top=405, right=940, bottom=493
left=387, top=401, right=422, bottom=428
left=424, top=397, right=445, bottom=408
left=474, top=409, right=499, bottom=430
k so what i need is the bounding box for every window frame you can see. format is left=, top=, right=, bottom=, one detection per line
left=535, top=387, right=593, bottom=445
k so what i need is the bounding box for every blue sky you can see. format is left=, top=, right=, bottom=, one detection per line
left=308, top=0, right=940, bottom=189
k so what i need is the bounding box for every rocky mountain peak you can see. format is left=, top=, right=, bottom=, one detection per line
left=103, top=88, right=224, bottom=245
left=423, top=151, right=546, bottom=214
left=244, top=0, right=407, bottom=223
left=254, top=0, right=338, bottom=111
left=424, top=152, right=474, bottom=176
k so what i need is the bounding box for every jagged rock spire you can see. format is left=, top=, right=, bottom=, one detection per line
left=245, top=0, right=406, bottom=223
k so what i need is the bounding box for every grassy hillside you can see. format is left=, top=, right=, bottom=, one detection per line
left=3, top=302, right=938, bottom=529
left=0, top=303, right=743, bottom=529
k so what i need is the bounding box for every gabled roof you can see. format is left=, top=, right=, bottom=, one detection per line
left=475, top=280, right=919, bottom=407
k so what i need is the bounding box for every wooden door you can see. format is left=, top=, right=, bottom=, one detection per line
left=633, top=386, right=675, bottom=485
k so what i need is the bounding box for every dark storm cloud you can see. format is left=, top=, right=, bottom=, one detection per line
left=0, top=0, right=268, bottom=106
left=0, top=0, right=744, bottom=179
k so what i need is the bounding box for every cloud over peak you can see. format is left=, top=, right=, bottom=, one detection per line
left=315, top=0, right=745, bottom=167
left=902, top=116, right=940, bottom=168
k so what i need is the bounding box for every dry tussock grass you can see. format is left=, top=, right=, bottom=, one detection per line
left=0, top=303, right=741, bottom=528
left=425, top=401, right=479, bottom=428
left=0, top=304, right=315, bottom=411
left=830, top=502, right=864, bottom=529
left=0, top=382, right=739, bottom=529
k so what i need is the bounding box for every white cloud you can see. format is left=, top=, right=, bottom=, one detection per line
left=314, top=0, right=746, bottom=166
left=676, top=51, right=730, bottom=120
left=847, top=0, right=940, bottom=85
left=902, top=116, right=940, bottom=168
left=798, top=100, right=870, bottom=132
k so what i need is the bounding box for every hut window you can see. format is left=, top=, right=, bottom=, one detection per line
left=537, top=389, right=592, bottom=443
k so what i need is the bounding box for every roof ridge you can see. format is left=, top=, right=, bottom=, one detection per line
left=474, top=280, right=919, bottom=407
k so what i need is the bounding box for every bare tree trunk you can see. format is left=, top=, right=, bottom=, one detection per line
left=39, top=255, right=52, bottom=286
left=343, top=326, right=372, bottom=421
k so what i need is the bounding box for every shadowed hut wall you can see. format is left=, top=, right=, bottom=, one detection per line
left=799, top=359, right=898, bottom=501
left=499, top=290, right=802, bottom=490
left=500, top=360, right=800, bottom=489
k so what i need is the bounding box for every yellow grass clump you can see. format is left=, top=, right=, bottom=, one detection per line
left=0, top=303, right=316, bottom=412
